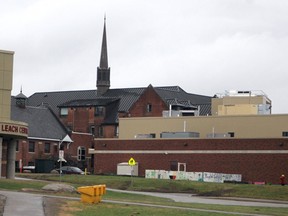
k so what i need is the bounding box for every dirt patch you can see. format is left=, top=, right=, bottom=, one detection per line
left=198, top=189, right=235, bottom=197
left=43, top=197, right=82, bottom=216
left=43, top=197, right=68, bottom=216
left=118, top=181, right=131, bottom=190
left=59, top=201, right=82, bottom=216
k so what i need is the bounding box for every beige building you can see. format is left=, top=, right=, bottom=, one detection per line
left=0, top=50, right=28, bottom=178
left=119, top=90, right=288, bottom=139
left=212, top=90, right=272, bottom=116
left=119, top=114, right=288, bottom=139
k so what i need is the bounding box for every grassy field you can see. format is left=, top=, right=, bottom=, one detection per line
left=0, top=173, right=286, bottom=216
left=16, top=173, right=288, bottom=201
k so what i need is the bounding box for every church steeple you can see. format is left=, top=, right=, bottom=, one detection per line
left=97, top=16, right=110, bottom=96
left=100, top=15, right=108, bottom=69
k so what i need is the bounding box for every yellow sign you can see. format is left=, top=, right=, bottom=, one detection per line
left=128, top=157, right=136, bottom=166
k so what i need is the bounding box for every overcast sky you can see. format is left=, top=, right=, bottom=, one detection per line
left=1, top=0, right=288, bottom=113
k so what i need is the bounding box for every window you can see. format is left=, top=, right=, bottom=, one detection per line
left=282, top=131, right=288, bottom=137
left=95, top=106, right=104, bottom=116
left=90, top=126, right=95, bottom=135
left=16, top=140, right=19, bottom=152
left=29, top=141, right=35, bottom=153
left=99, top=126, right=104, bottom=137
left=60, top=108, right=68, bottom=116
left=170, top=161, right=178, bottom=171
left=147, top=104, right=152, bottom=113
left=44, top=142, right=50, bottom=153
left=228, top=132, right=235, bottom=137
left=115, top=126, right=119, bottom=137
left=77, top=146, right=86, bottom=161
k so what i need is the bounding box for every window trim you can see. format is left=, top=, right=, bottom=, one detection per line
left=77, top=146, right=86, bottom=161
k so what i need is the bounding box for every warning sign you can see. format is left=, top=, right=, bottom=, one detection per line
left=128, top=157, right=136, bottom=166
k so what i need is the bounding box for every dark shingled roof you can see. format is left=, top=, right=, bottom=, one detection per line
left=154, top=86, right=211, bottom=115
left=58, top=98, right=120, bottom=108
left=155, top=86, right=211, bottom=105
left=28, top=90, right=98, bottom=114
left=27, top=85, right=211, bottom=119
left=11, top=97, right=68, bottom=141
left=101, top=87, right=145, bottom=112
left=58, top=97, right=121, bottom=124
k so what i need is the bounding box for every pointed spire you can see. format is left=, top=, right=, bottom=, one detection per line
left=96, top=15, right=111, bottom=96
left=99, top=15, right=108, bottom=69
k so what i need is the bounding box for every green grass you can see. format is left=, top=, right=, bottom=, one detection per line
left=63, top=199, right=288, bottom=216
left=7, top=174, right=288, bottom=216
left=65, top=201, right=233, bottom=216
left=0, top=178, right=47, bottom=190
left=16, top=173, right=288, bottom=201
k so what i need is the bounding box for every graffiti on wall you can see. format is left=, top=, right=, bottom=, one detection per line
left=145, top=170, right=242, bottom=183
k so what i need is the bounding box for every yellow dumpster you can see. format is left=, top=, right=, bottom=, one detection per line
left=77, top=184, right=106, bottom=204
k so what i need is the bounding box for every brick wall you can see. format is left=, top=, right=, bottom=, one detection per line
left=129, top=85, right=167, bottom=117
left=68, top=133, right=94, bottom=170
left=92, top=138, right=288, bottom=184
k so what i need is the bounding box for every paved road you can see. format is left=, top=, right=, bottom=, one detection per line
left=107, top=188, right=288, bottom=208
left=0, top=190, right=44, bottom=216
left=1, top=189, right=288, bottom=216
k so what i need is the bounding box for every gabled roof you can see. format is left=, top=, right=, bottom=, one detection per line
left=154, top=86, right=211, bottom=105
left=57, top=97, right=121, bottom=124
left=11, top=97, right=69, bottom=141
left=102, top=87, right=145, bottom=112
left=27, top=85, right=211, bottom=117
left=154, top=86, right=211, bottom=115
left=28, top=90, right=97, bottom=114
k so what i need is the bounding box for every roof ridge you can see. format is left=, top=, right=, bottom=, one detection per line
left=29, top=89, right=96, bottom=96
left=155, top=86, right=182, bottom=92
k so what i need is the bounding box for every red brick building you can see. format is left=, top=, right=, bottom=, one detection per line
left=11, top=19, right=288, bottom=184
left=24, top=19, right=210, bottom=171
left=90, top=138, right=288, bottom=184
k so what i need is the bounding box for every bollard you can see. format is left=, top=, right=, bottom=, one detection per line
left=77, top=184, right=106, bottom=204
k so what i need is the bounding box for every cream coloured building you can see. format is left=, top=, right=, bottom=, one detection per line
left=119, top=114, right=288, bottom=139
left=119, top=90, right=288, bottom=139
left=212, top=90, right=271, bottom=116
left=0, top=50, right=28, bottom=178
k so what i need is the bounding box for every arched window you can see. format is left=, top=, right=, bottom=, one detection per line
left=77, top=146, right=86, bottom=161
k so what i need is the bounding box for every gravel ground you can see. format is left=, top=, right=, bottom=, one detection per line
left=0, top=195, right=6, bottom=216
